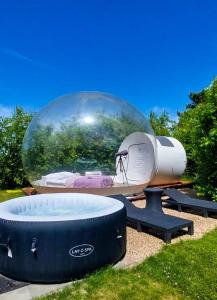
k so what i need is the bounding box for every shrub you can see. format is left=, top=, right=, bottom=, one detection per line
left=149, top=111, right=176, bottom=136
left=0, top=108, right=32, bottom=189
left=174, top=79, right=217, bottom=200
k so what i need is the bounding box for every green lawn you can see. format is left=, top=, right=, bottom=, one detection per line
left=39, top=229, right=217, bottom=300
left=0, top=189, right=24, bottom=202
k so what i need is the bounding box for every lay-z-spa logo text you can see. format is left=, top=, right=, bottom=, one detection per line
left=69, top=244, right=94, bottom=257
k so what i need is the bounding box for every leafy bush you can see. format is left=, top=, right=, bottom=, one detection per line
left=149, top=111, right=176, bottom=136
left=0, top=108, right=32, bottom=189
left=174, top=79, right=217, bottom=200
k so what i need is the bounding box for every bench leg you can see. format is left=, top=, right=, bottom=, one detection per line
left=136, top=222, right=142, bottom=232
left=164, top=232, right=171, bottom=243
left=203, top=209, right=208, bottom=218
left=178, top=204, right=182, bottom=212
left=188, top=224, right=194, bottom=236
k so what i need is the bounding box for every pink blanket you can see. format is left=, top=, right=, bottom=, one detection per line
left=73, top=176, right=113, bottom=188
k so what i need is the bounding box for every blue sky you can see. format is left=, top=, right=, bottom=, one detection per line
left=0, top=0, right=217, bottom=119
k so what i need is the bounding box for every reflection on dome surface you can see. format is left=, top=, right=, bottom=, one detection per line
left=22, top=91, right=156, bottom=192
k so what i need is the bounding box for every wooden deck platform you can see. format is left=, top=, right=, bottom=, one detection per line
left=22, top=180, right=193, bottom=197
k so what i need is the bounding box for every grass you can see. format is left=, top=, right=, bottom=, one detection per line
left=39, top=229, right=217, bottom=300
left=0, top=189, right=24, bottom=202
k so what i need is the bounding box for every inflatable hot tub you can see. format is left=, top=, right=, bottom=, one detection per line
left=0, top=193, right=126, bottom=283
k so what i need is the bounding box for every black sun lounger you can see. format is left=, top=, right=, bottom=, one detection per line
left=110, top=194, right=193, bottom=243
left=164, top=189, right=217, bottom=218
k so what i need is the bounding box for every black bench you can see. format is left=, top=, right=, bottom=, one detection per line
left=110, top=192, right=193, bottom=243
left=164, top=189, right=217, bottom=218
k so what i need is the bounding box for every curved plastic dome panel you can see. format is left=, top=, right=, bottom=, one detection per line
left=22, top=91, right=156, bottom=193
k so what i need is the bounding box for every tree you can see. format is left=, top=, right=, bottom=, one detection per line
left=174, top=78, right=217, bottom=201
left=149, top=110, right=176, bottom=136
left=0, top=108, right=32, bottom=189
left=187, top=90, right=205, bottom=109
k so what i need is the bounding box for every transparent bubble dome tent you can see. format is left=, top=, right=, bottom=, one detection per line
left=22, top=92, right=157, bottom=195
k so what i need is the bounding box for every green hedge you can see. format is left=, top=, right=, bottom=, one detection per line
left=0, top=108, right=32, bottom=189
left=174, top=79, right=217, bottom=201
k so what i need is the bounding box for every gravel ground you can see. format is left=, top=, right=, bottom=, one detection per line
left=120, top=190, right=217, bottom=268
left=0, top=275, right=28, bottom=294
